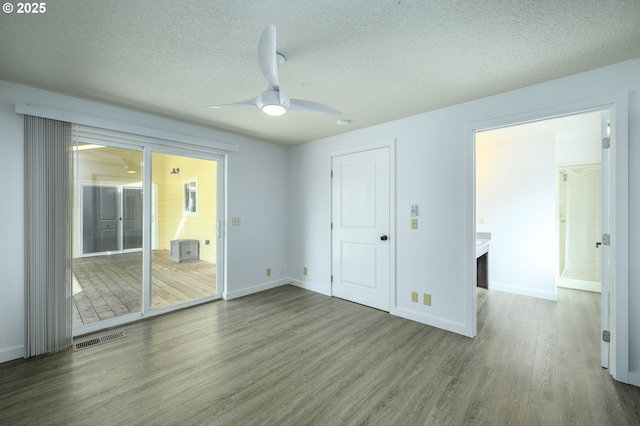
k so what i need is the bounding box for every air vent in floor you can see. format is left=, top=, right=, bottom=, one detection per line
left=74, top=330, right=126, bottom=351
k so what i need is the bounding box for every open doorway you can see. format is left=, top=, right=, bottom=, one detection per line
left=474, top=109, right=609, bottom=365
left=475, top=111, right=603, bottom=298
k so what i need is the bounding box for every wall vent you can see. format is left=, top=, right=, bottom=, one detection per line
left=74, top=330, right=126, bottom=351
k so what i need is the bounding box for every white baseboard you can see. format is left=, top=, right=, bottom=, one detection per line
left=391, top=307, right=472, bottom=337
left=223, top=278, right=290, bottom=300
left=292, top=280, right=331, bottom=296
left=0, top=345, right=23, bottom=364
left=629, top=371, right=640, bottom=387
left=556, top=277, right=601, bottom=293
left=489, top=282, right=557, bottom=301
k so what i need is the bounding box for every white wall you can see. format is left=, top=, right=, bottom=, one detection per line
left=629, top=86, right=640, bottom=386
left=476, top=134, right=557, bottom=299
left=555, top=112, right=601, bottom=164
left=288, top=59, right=640, bottom=384
left=0, top=81, right=289, bottom=363
left=290, top=112, right=471, bottom=334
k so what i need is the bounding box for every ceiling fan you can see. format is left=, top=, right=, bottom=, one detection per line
left=206, top=24, right=342, bottom=117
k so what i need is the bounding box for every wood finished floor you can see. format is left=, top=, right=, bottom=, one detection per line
left=1, top=286, right=639, bottom=425
left=72, top=250, right=216, bottom=326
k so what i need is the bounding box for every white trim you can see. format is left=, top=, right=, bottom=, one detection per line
left=73, top=295, right=223, bottom=338
left=467, top=93, right=630, bottom=383
left=223, top=279, right=290, bottom=300
left=609, top=94, right=630, bottom=384
left=393, top=307, right=469, bottom=336
left=142, top=148, right=153, bottom=316
left=219, top=155, right=228, bottom=300
left=293, top=279, right=331, bottom=296
left=0, top=345, right=24, bottom=363
left=15, top=103, right=239, bottom=153
left=489, top=282, right=558, bottom=301
left=146, top=295, right=221, bottom=317
left=73, top=312, right=143, bottom=337
left=556, top=278, right=601, bottom=293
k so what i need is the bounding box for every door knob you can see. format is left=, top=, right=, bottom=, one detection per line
left=380, top=235, right=388, bottom=241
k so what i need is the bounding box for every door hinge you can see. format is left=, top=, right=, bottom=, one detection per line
left=331, top=275, right=333, bottom=282
left=331, top=223, right=333, bottom=230
left=602, top=330, right=611, bottom=343
left=331, top=170, right=333, bottom=178
left=602, top=137, right=611, bottom=149
left=602, top=234, right=611, bottom=246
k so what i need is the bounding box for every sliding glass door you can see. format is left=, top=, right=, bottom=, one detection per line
left=150, top=152, right=218, bottom=310
left=72, top=139, right=223, bottom=334
left=72, top=143, right=144, bottom=327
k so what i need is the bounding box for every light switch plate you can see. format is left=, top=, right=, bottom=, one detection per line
left=411, top=218, right=418, bottom=229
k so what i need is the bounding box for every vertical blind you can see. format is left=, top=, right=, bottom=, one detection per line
left=24, top=116, right=73, bottom=357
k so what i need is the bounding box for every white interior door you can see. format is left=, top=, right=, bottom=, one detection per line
left=600, top=111, right=612, bottom=368
left=331, top=147, right=390, bottom=311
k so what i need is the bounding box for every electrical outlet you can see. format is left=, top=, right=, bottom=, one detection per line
left=423, top=293, right=431, bottom=306
left=303, top=267, right=308, bottom=276
left=232, top=217, right=241, bottom=226
left=411, top=218, right=418, bottom=229
left=411, top=291, right=418, bottom=303
left=266, top=268, right=271, bottom=277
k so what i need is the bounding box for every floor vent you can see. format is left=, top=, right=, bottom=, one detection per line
left=74, top=330, right=126, bottom=351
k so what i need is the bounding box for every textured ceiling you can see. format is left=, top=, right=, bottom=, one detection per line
left=1, top=1, right=639, bottom=146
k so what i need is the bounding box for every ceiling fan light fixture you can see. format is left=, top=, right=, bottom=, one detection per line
left=259, top=88, right=289, bottom=116
left=205, top=25, right=340, bottom=118
left=262, top=104, right=287, bottom=116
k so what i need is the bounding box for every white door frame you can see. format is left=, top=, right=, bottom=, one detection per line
left=466, top=93, right=629, bottom=383
left=330, top=140, right=397, bottom=312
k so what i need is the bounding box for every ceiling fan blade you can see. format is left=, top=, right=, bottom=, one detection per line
left=289, top=99, right=342, bottom=116
left=205, top=97, right=260, bottom=109
left=258, top=24, right=279, bottom=89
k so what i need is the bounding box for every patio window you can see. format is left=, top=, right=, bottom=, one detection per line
left=184, top=178, right=198, bottom=216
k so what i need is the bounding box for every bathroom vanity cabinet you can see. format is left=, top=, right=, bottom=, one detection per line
left=477, top=253, right=488, bottom=289
left=476, top=235, right=490, bottom=289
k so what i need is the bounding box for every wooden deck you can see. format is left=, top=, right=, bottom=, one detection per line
left=72, top=250, right=216, bottom=326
